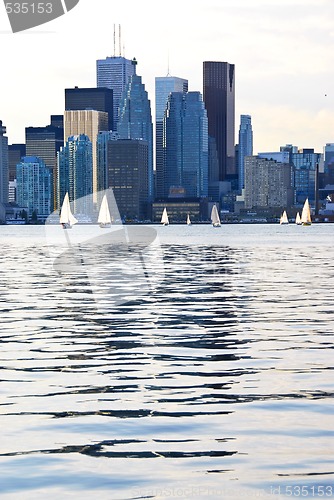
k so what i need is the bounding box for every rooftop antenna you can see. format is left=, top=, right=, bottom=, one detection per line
left=119, top=24, right=121, bottom=57
left=166, top=50, right=171, bottom=76
left=113, top=24, right=116, bottom=57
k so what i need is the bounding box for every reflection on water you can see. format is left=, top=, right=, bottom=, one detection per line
left=0, top=225, right=334, bottom=499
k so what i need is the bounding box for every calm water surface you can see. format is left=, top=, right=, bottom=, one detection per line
left=0, top=223, right=333, bottom=499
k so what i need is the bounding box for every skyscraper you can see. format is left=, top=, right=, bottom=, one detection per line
left=65, top=87, right=114, bottom=131
left=64, top=109, right=108, bottom=202
left=203, top=61, right=236, bottom=181
left=16, top=156, right=52, bottom=219
left=96, top=56, right=135, bottom=131
left=238, top=115, right=253, bottom=192
left=155, top=75, right=188, bottom=198
left=97, top=130, right=118, bottom=195
left=0, top=121, right=9, bottom=204
left=57, top=134, right=93, bottom=215
left=8, top=143, right=25, bottom=181
left=107, top=139, right=149, bottom=220
left=164, top=91, right=208, bottom=198
left=25, top=124, right=64, bottom=210
left=117, top=59, right=154, bottom=200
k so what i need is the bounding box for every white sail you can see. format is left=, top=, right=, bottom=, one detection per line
left=211, top=205, right=221, bottom=227
left=186, top=213, right=191, bottom=225
left=280, top=210, right=289, bottom=225
left=301, top=198, right=312, bottom=225
left=161, top=207, right=169, bottom=225
left=60, top=192, right=78, bottom=227
left=98, top=194, right=112, bottom=226
left=295, top=212, right=302, bottom=225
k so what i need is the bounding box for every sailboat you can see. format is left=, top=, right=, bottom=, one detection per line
left=60, top=192, right=78, bottom=229
left=186, top=213, right=192, bottom=225
left=301, top=198, right=312, bottom=226
left=211, top=205, right=221, bottom=227
left=279, top=210, right=289, bottom=225
left=98, top=194, right=112, bottom=228
left=161, top=207, right=169, bottom=226
left=295, top=212, right=302, bottom=225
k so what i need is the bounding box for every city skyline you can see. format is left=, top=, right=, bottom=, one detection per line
left=0, top=0, right=333, bottom=154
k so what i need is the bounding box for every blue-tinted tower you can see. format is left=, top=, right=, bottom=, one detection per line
left=164, top=91, right=208, bottom=198
left=117, top=59, right=154, bottom=200
left=96, top=55, right=135, bottom=132
left=57, top=134, right=93, bottom=214
left=155, top=75, right=188, bottom=198
left=238, top=115, right=253, bottom=192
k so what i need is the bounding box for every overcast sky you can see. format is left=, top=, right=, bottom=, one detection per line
left=0, top=0, right=333, bottom=154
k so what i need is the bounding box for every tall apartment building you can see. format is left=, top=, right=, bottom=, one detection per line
left=96, top=55, right=135, bottom=131
left=244, top=156, right=294, bottom=210
left=16, top=156, right=51, bottom=218
left=155, top=75, right=188, bottom=198
left=0, top=121, right=9, bottom=205
left=57, top=134, right=93, bottom=215
left=203, top=61, right=236, bottom=181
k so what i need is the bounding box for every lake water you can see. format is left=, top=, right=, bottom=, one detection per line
left=0, top=223, right=333, bottom=499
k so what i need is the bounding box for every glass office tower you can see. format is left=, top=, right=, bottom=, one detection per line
left=96, top=56, right=135, bottom=131
left=238, top=115, right=253, bottom=192
left=117, top=60, right=154, bottom=200
left=164, top=91, right=208, bottom=198
left=155, top=75, right=188, bottom=198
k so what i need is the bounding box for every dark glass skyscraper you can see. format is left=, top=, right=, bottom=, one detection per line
left=155, top=75, right=188, bottom=198
left=107, top=139, right=149, bottom=221
left=203, top=61, right=235, bottom=181
left=8, top=143, right=25, bottom=181
left=117, top=60, right=154, bottom=200
left=25, top=124, right=64, bottom=211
